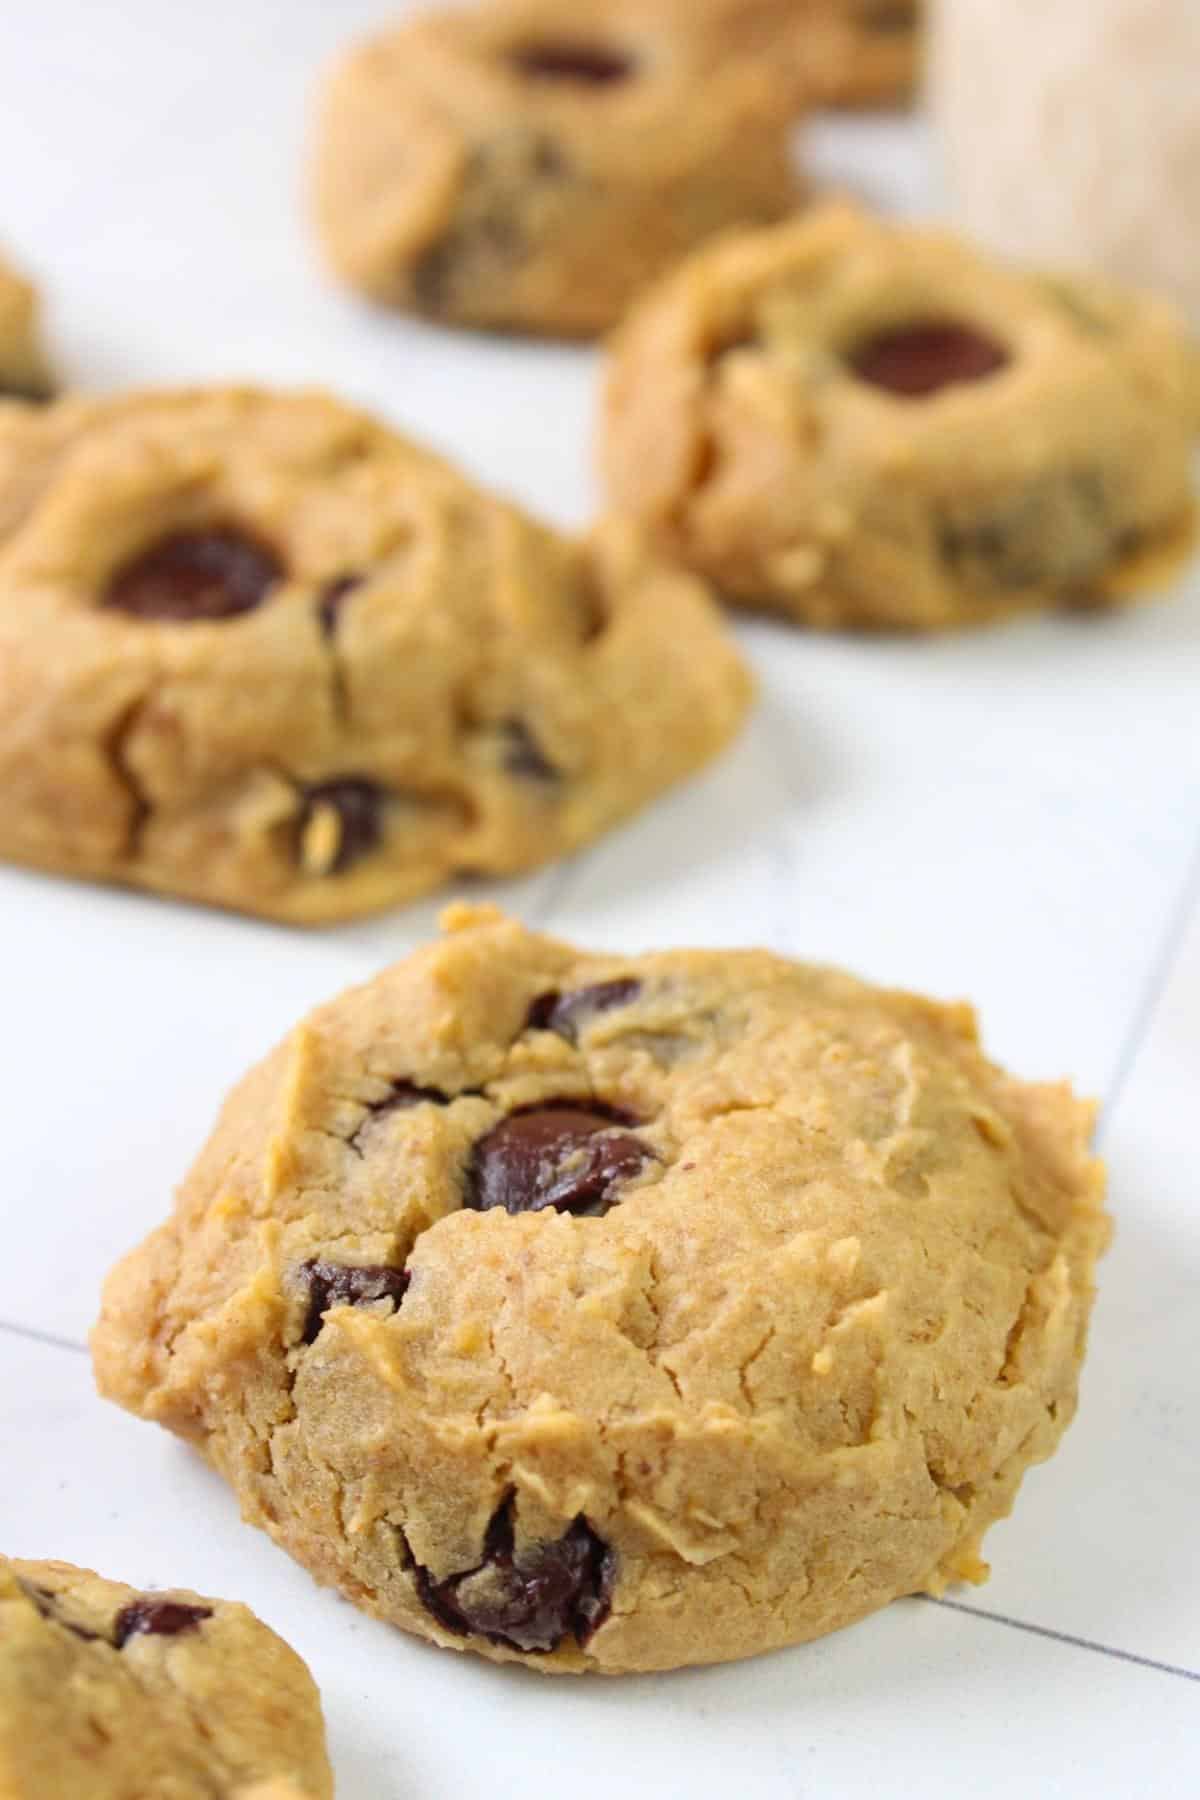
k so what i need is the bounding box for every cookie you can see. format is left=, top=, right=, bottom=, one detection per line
left=0, top=386, right=751, bottom=921
left=93, top=905, right=1109, bottom=1676
left=601, top=203, right=1197, bottom=631
left=311, top=0, right=803, bottom=338
left=0, top=251, right=54, bottom=405
left=694, top=0, right=921, bottom=109
left=0, top=1556, right=331, bottom=1798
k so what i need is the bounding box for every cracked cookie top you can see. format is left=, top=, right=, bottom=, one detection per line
left=0, top=1556, right=332, bottom=1798
left=0, top=386, right=751, bottom=921
left=311, top=0, right=803, bottom=337
left=601, top=202, right=1197, bottom=630
left=94, top=907, right=1109, bottom=1674
left=0, top=249, right=54, bottom=405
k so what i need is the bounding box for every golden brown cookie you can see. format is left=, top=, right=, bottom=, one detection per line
left=692, top=0, right=921, bottom=108
left=0, top=1556, right=332, bottom=1798
left=0, top=386, right=751, bottom=921
left=94, top=906, right=1109, bottom=1676
left=0, top=250, right=54, bottom=404
left=601, top=203, right=1197, bottom=631
left=311, top=0, right=803, bottom=338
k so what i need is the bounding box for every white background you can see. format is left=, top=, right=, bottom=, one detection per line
left=1, top=5, right=1198, bottom=1795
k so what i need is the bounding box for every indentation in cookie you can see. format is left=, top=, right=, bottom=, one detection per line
left=296, top=778, right=385, bottom=876
left=104, top=528, right=284, bottom=621
left=415, top=1497, right=615, bottom=1653
left=297, top=1259, right=411, bottom=1345
left=849, top=322, right=1010, bottom=397
left=316, top=571, right=365, bottom=637
left=500, top=719, right=560, bottom=782
left=466, top=1102, right=654, bottom=1217
left=509, top=42, right=634, bottom=87
left=113, top=1599, right=213, bottom=1646
left=17, top=1579, right=102, bottom=1643
left=525, top=979, right=641, bottom=1043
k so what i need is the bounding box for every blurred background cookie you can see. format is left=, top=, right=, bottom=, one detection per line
left=693, top=0, right=922, bottom=109
left=311, top=0, right=804, bottom=337
left=601, top=203, right=1196, bottom=631
left=0, top=1555, right=332, bottom=1798
left=0, top=386, right=751, bottom=921
left=0, top=248, right=54, bottom=405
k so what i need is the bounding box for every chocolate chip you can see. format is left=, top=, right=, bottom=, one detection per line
left=466, top=1103, right=653, bottom=1218
left=849, top=322, right=1010, bottom=397
left=316, top=572, right=364, bottom=637
left=501, top=720, right=560, bottom=781
left=18, top=1580, right=102, bottom=1642
left=297, top=778, right=384, bottom=876
left=104, top=528, right=283, bottom=621
left=298, top=1260, right=410, bottom=1345
left=113, top=1600, right=212, bottom=1647
left=510, top=42, right=633, bottom=86
left=415, top=1499, right=615, bottom=1653
left=526, top=979, right=641, bottom=1043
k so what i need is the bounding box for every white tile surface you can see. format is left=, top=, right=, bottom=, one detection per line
left=1, top=4, right=1198, bottom=1796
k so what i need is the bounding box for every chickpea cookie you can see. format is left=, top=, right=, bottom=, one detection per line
left=93, top=905, right=1109, bottom=1676
left=601, top=203, right=1197, bottom=631
left=694, top=0, right=922, bottom=109
left=0, top=386, right=751, bottom=922
left=0, top=250, right=54, bottom=404
left=311, top=0, right=803, bottom=338
left=0, top=1556, right=332, bottom=1798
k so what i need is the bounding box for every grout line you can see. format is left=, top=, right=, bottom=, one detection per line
left=1097, top=820, right=1200, bottom=1143
left=0, top=1319, right=89, bottom=1357
left=926, top=1596, right=1200, bottom=1686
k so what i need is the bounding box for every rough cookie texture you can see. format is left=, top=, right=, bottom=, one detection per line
left=0, top=250, right=54, bottom=404
left=694, top=0, right=921, bottom=109
left=601, top=203, right=1197, bottom=631
left=94, top=907, right=1109, bottom=1676
left=0, top=1556, right=331, bottom=1798
left=0, top=386, right=751, bottom=921
left=311, top=0, right=803, bottom=337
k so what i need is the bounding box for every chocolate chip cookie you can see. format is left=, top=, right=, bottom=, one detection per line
left=93, top=905, right=1109, bottom=1675
left=0, top=386, right=751, bottom=921
left=0, top=250, right=53, bottom=405
left=311, top=0, right=803, bottom=337
left=0, top=1556, right=332, bottom=1797
left=601, top=203, right=1197, bottom=630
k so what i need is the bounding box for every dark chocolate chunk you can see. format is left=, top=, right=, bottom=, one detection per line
left=849, top=322, right=1010, bottom=397
left=297, top=778, right=385, bottom=875
left=316, top=572, right=364, bottom=637
left=104, top=528, right=283, bottom=621
left=415, top=1498, right=616, bottom=1653
left=298, top=1260, right=411, bottom=1345
left=509, top=42, right=633, bottom=86
left=466, top=1103, right=653, bottom=1218
left=113, top=1599, right=212, bottom=1647
left=525, top=979, right=641, bottom=1043
left=500, top=720, right=560, bottom=782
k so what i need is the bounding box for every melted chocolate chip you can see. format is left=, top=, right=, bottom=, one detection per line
left=849, top=322, right=1010, bottom=397
left=416, top=1499, right=615, bottom=1653
left=501, top=720, right=560, bottom=781
left=510, top=42, right=633, bottom=85
left=297, top=778, right=385, bottom=875
left=466, top=1103, right=653, bottom=1218
left=113, top=1599, right=212, bottom=1647
left=18, top=1581, right=102, bottom=1642
left=104, top=528, right=283, bottom=621
left=525, top=979, right=641, bottom=1043
left=316, top=572, right=364, bottom=637
left=298, top=1260, right=410, bottom=1345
